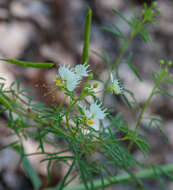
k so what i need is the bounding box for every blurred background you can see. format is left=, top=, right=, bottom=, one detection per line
left=0, top=0, right=173, bottom=189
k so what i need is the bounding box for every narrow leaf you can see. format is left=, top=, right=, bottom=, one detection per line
left=13, top=145, right=42, bottom=190
left=121, top=94, right=133, bottom=110
left=0, top=95, right=13, bottom=111
left=128, top=62, right=142, bottom=81
left=101, top=26, right=124, bottom=39
left=112, top=9, right=132, bottom=26
left=22, top=154, right=42, bottom=190
left=92, top=49, right=111, bottom=66
left=112, top=24, right=126, bottom=40
left=58, top=160, right=75, bottom=190
left=126, top=52, right=142, bottom=81
left=79, top=161, right=89, bottom=190
left=0, top=141, right=18, bottom=151
left=166, top=78, right=173, bottom=85
left=157, top=88, right=173, bottom=98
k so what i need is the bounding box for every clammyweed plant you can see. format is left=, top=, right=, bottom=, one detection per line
left=1, top=2, right=173, bottom=190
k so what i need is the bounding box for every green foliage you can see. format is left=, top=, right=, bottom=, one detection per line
left=0, top=4, right=173, bottom=190
left=13, top=144, right=42, bottom=190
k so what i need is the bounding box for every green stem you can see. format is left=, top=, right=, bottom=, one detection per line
left=136, top=68, right=167, bottom=130
left=112, top=36, right=133, bottom=70
left=128, top=67, right=168, bottom=151
left=112, top=15, right=146, bottom=71
left=65, top=96, right=82, bottom=135
left=44, top=163, right=173, bottom=190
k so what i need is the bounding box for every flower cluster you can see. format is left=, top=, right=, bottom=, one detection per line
left=55, top=63, right=108, bottom=133
left=55, top=63, right=89, bottom=91
left=80, top=101, right=107, bottom=131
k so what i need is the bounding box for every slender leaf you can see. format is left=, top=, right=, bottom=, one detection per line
left=112, top=8, right=132, bottom=26
left=166, top=78, right=173, bottom=85
left=0, top=141, right=18, bottom=151
left=58, top=160, right=75, bottom=190
left=22, top=154, right=42, bottom=190
left=152, top=165, right=166, bottom=190
left=99, top=167, right=105, bottom=190
left=156, top=125, right=168, bottom=141
left=101, top=26, right=124, bottom=39
left=0, top=95, right=13, bottom=111
left=121, top=94, right=133, bottom=110
left=112, top=24, right=126, bottom=40
left=12, top=145, right=42, bottom=190
left=92, top=49, right=111, bottom=67
left=156, top=88, right=173, bottom=98
left=79, top=161, right=89, bottom=190
left=127, top=52, right=142, bottom=81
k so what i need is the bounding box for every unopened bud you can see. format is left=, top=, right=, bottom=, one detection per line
left=152, top=2, right=158, bottom=7
left=88, top=73, right=93, bottom=80
left=159, top=59, right=164, bottom=65
left=168, top=61, right=172, bottom=67
left=93, top=83, right=98, bottom=88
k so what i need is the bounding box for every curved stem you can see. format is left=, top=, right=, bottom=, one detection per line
left=128, top=67, right=168, bottom=151
left=44, top=163, right=173, bottom=190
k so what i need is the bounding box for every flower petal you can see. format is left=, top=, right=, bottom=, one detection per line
left=90, top=102, right=106, bottom=120
left=57, top=65, right=80, bottom=91
left=74, top=64, right=89, bottom=78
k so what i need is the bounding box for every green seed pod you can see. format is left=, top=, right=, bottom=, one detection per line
left=1, top=59, right=54, bottom=68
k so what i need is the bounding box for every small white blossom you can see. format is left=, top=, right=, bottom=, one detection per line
left=56, top=65, right=80, bottom=91
left=79, top=101, right=107, bottom=131
left=55, top=64, right=90, bottom=91
left=74, top=63, right=89, bottom=79
left=109, top=73, right=123, bottom=95
left=58, top=65, right=72, bottom=80
left=90, top=102, right=107, bottom=120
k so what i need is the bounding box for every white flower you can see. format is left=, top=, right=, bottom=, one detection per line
left=58, top=65, right=72, bottom=80
left=55, top=64, right=90, bottom=91
left=74, top=63, right=89, bottom=79
left=90, top=102, right=107, bottom=120
left=109, top=73, right=123, bottom=95
left=56, top=65, right=80, bottom=91
left=79, top=101, right=107, bottom=131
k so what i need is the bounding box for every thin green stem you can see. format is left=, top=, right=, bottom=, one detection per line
left=112, top=37, right=133, bottom=70
left=128, top=67, right=168, bottom=151
left=44, top=163, right=173, bottom=190
left=136, top=68, right=167, bottom=130
left=58, top=95, right=67, bottom=109
left=65, top=96, right=82, bottom=135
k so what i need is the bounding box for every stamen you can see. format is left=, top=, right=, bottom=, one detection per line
left=87, top=119, right=94, bottom=125
left=56, top=78, right=62, bottom=86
